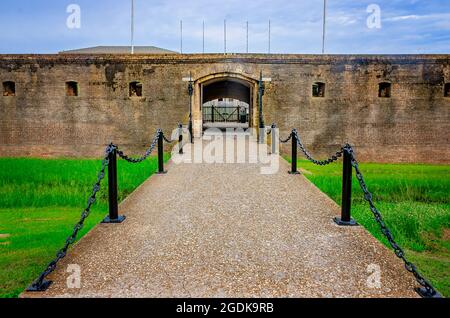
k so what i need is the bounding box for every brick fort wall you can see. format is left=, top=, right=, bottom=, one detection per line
left=0, top=54, right=449, bottom=163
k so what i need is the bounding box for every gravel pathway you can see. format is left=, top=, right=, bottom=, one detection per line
left=22, top=133, right=418, bottom=298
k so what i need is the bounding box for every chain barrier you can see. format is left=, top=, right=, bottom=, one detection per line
left=163, top=134, right=174, bottom=143
left=116, top=129, right=161, bottom=163
left=293, top=129, right=344, bottom=166
left=348, top=147, right=440, bottom=297
left=279, top=134, right=292, bottom=143
left=289, top=129, right=440, bottom=297
left=282, top=126, right=440, bottom=297
left=27, top=144, right=114, bottom=291
left=28, top=124, right=440, bottom=297
left=28, top=128, right=169, bottom=291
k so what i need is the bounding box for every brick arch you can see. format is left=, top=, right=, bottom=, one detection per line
left=194, top=72, right=258, bottom=86
left=202, top=79, right=251, bottom=104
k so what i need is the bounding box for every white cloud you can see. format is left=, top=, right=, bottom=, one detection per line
left=386, top=15, right=420, bottom=21
left=385, top=13, right=450, bottom=22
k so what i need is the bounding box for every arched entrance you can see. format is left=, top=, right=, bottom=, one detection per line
left=192, top=73, right=258, bottom=136
left=202, top=78, right=251, bottom=129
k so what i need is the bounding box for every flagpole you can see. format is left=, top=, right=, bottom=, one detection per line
left=322, top=0, right=327, bottom=54
left=131, top=0, right=134, bottom=54
left=224, top=19, right=227, bottom=54
left=246, top=21, right=249, bottom=53
left=180, top=20, right=183, bottom=54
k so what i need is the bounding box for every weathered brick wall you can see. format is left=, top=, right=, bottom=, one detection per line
left=0, top=54, right=449, bottom=163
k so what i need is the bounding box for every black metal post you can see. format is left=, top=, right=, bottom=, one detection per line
left=289, top=130, right=300, bottom=174
left=271, top=123, right=277, bottom=155
left=178, top=123, right=183, bottom=154
left=102, top=145, right=125, bottom=223
left=188, top=72, right=194, bottom=144
left=258, top=71, right=265, bottom=144
left=334, top=145, right=357, bottom=226
left=157, top=131, right=166, bottom=174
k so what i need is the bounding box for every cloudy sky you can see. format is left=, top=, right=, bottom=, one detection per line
left=0, top=0, right=449, bottom=54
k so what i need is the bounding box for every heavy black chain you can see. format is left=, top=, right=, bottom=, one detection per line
left=293, top=129, right=343, bottom=165
left=348, top=147, right=439, bottom=297
left=164, top=124, right=184, bottom=143
left=163, top=134, right=174, bottom=143
left=116, top=129, right=161, bottom=163
left=28, top=144, right=113, bottom=290
left=279, top=134, right=292, bottom=143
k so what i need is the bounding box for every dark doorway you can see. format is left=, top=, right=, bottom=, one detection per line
left=379, top=82, right=391, bottom=98
left=202, top=79, right=251, bottom=130
left=129, top=81, right=143, bottom=97
left=312, top=82, right=325, bottom=97
left=3, top=81, right=15, bottom=96
left=66, top=81, right=79, bottom=96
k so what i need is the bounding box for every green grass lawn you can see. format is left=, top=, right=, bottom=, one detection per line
left=291, top=159, right=450, bottom=297
left=0, top=155, right=169, bottom=298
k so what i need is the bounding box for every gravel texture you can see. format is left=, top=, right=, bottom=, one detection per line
left=21, top=134, right=418, bottom=298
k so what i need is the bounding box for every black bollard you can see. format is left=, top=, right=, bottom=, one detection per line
left=334, top=145, right=357, bottom=226
left=157, top=131, right=166, bottom=174
left=188, top=121, right=194, bottom=144
left=271, top=123, right=277, bottom=155
left=289, top=130, right=300, bottom=174
left=178, top=124, right=184, bottom=154
left=102, top=145, right=125, bottom=223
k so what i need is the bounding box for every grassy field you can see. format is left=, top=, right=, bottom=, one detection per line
left=292, top=159, right=450, bottom=297
left=0, top=155, right=168, bottom=298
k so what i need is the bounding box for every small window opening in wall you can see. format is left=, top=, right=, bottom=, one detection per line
left=312, top=82, right=325, bottom=97
left=3, top=81, right=15, bottom=96
left=378, top=82, right=391, bottom=98
left=444, top=83, right=450, bottom=97
left=129, top=81, right=143, bottom=97
left=66, top=81, right=79, bottom=96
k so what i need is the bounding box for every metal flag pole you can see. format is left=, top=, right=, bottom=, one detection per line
left=268, top=19, right=271, bottom=54
left=131, top=0, right=134, bottom=54
left=322, top=0, right=327, bottom=54
left=224, top=19, right=227, bottom=54
left=180, top=20, right=183, bottom=54
left=246, top=21, right=249, bottom=53
left=202, top=20, right=205, bottom=54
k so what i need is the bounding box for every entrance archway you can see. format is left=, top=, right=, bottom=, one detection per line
left=202, top=79, right=250, bottom=129
left=192, top=73, right=258, bottom=136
